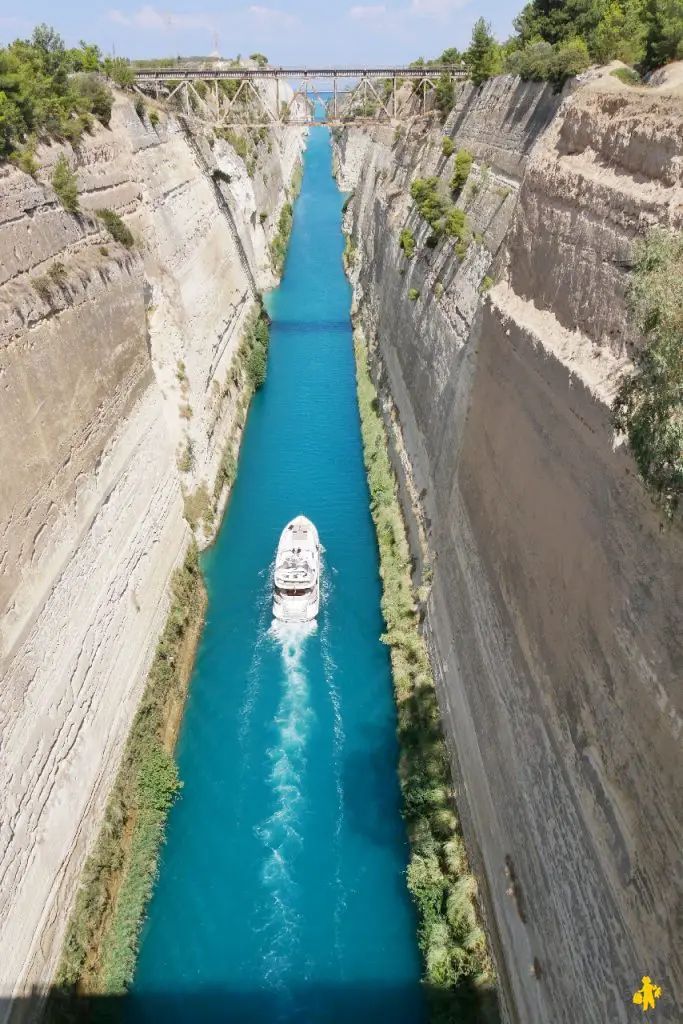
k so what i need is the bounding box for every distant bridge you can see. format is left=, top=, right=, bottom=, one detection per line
left=133, top=64, right=468, bottom=126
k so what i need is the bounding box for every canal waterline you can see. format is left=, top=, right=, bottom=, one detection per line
left=129, top=126, right=425, bottom=1023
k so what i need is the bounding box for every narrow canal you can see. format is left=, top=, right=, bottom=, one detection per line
left=129, top=126, right=424, bottom=1023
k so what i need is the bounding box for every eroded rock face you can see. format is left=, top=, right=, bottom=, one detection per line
left=337, top=72, right=683, bottom=1023
left=0, top=92, right=305, bottom=1007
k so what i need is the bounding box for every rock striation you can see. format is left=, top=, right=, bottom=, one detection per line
left=0, top=91, right=304, bottom=1011
left=337, top=70, right=683, bottom=1024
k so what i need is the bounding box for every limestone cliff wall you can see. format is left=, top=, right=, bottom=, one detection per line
left=337, top=72, right=683, bottom=1024
left=0, top=90, right=304, bottom=1009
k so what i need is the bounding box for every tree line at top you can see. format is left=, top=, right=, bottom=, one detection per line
left=420, top=0, right=682, bottom=93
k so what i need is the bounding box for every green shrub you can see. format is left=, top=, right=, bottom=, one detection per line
left=12, top=140, right=40, bottom=177
left=32, top=275, right=52, bottom=302
left=505, top=37, right=590, bottom=85
left=103, top=56, right=135, bottom=88
left=48, top=261, right=67, bottom=285
left=444, top=206, right=467, bottom=240
left=52, top=154, right=79, bottom=213
left=408, top=288, right=421, bottom=301
left=410, top=177, right=448, bottom=231
left=343, top=234, right=357, bottom=269
left=72, top=73, right=113, bottom=125
left=451, top=150, right=473, bottom=195
left=97, top=208, right=134, bottom=247
left=612, top=228, right=683, bottom=517
left=183, top=482, right=214, bottom=532
left=242, top=302, right=270, bottom=392
left=149, top=108, right=160, bottom=127
left=214, top=445, right=237, bottom=499
left=271, top=196, right=295, bottom=274
left=176, top=438, right=194, bottom=473
left=434, top=281, right=444, bottom=299
left=99, top=245, right=109, bottom=256
left=610, top=66, right=642, bottom=85
left=441, top=137, right=455, bottom=157
left=399, top=227, right=416, bottom=259
left=223, top=128, right=248, bottom=160
left=552, top=38, right=591, bottom=84
left=480, top=275, right=494, bottom=293
left=435, top=72, right=456, bottom=121
left=455, top=239, right=469, bottom=261
left=0, top=31, right=121, bottom=160
left=504, top=40, right=555, bottom=79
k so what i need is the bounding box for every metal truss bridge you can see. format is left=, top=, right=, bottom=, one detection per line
left=133, top=64, right=467, bottom=127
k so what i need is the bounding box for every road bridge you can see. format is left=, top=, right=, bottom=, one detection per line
left=133, top=64, right=467, bottom=126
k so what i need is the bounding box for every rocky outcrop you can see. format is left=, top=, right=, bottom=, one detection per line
left=0, top=90, right=304, bottom=1011
left=337, top=71, right=683, bottom=1023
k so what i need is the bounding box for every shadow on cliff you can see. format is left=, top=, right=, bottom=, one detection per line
left=1, top=975, right=499, bottom=1024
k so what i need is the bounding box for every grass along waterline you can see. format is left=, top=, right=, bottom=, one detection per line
left=353, top=330, right=497, bottom=1023
left=49, top=544, right=206, bottom=1011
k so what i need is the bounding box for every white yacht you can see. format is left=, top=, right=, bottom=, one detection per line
left=273, top=516, right=321, bottom=622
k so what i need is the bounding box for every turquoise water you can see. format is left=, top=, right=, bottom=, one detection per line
left=129, top=127, right=424, bottom=1023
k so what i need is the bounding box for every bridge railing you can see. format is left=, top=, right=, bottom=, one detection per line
left=133, top=64, right=467, bottom=81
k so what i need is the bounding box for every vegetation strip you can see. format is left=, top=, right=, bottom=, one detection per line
left=49, top=544, right=206, bottom=1012
left=181, top=299, right=270, bottom=539
left=612, top=228, right=683, bottom=519
left=353, top=332, right=497, bottom=1022
left=270, top=160, right=303, bottom=273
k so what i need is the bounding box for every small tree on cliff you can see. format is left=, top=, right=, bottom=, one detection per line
left=466, top=19, right=502, bottom=85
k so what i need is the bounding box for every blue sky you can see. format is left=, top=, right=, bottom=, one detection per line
left=0, top=1, right=522, bottom=63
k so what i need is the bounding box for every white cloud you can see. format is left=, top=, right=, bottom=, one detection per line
left=107, top=6, right=219, bottom=31
left=107, top=4, right=300, bottom=34
left=408, top=0, right=471, bottom=18
left=349, top=5, right=387, bottom=20
left=248, top=7, right=301, bottom=29
left=347, top=0, right=470, bottom=28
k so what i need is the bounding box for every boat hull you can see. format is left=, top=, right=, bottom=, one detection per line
left=272, top=516, right=321, bottom=623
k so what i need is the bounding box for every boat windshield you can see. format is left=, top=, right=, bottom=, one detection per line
left=276, top=586, right=313, bottom=598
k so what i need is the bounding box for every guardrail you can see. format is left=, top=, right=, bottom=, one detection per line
left=134, top=65, right=468, bottom=82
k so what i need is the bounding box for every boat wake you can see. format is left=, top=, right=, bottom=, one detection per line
left=320, top=564, right=347, bottom=971
left=255, top=618, right=316, bottom=1001
left=235, top=566, right=273, bottom=821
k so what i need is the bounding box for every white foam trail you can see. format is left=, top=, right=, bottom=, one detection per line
left=256, top=620, right=315, bottom=1002
left=320, top=562, right=347, bottom=971
left=234, top=565, right=273, bottom=820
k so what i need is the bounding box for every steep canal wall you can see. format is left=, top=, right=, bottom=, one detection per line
left=0, top=88, right=305, bottom=1013
left=336, top=70, right=683, bottom=1023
